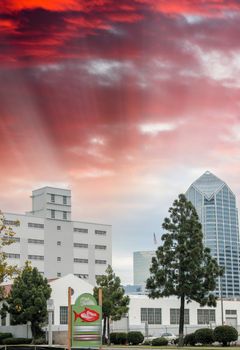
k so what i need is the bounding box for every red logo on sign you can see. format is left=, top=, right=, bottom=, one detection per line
left=74, top=308, right=100, bottom=322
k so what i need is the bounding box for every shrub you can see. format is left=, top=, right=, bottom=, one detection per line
left=109, top=332, right=127, bottom=345
left=127, top=331, right=144, bottom=345
left=110, top=332, right=118, bottom=344
left=194, top=328, right=214, bottom=345
left=142, top=339, right=152, bottom=345
left=32, top=336, right=46, bottom=344
left=2, top=338, right=32, bottom=345
left=0, top=333, right=13, bottom=344
left=213, top=325, right=238, bottom=346
left=174, top=338, right=179, bottom=345
left=184, top=333, right=196, bottom=346
left=152, top=337, right=168, bottom=346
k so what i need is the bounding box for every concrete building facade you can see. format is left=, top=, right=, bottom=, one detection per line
left=3, top=187, right=112, bottom=285
left=133, top=251, right=155, bottom=287
left=186, top=171, right=240, bottom=297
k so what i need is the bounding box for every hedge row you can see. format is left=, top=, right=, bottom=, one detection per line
left=110, top=332, right=144, bottom=345
left=184, top=325, right=238, bottom=346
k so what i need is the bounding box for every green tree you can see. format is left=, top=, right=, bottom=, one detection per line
left=146, top=194, right=222, bottom=346
left=93, top=265, right=130, bottom=344
left=5, top=262, right=51, bottom=339
left=0, top=211, right=19, bottom=300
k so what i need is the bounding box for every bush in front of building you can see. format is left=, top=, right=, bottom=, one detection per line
left=127, top=331, right=144, bottom=345
left=0, top=333, right=13, bottom=344
left=152, top=337, right=168, bottom=346
left=2, top=338, right=32, bottom=345
left=213, top=325, right=238, bottom=346
left=184, top=333, right=196, bottom=346
left=142, top=339, right=152, bottom=345
left=194, top=328, right=214, bottom=345
left=109, top=332, right=127, bottom=345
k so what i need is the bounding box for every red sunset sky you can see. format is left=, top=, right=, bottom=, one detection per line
left=1, top=0, right=240, bottom=282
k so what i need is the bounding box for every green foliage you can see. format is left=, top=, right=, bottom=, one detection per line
left=194, top=328, right=214, bottom=344
left=142, top=339, right=152, bottom=345
left=5, top=262, right=51, bottom=339
left=213, top=325, right=238, bottom=346
left=184, top=333, right=196, bottom=346
left=0, top=212, right=19, bottom=301
left=0, top=333, right=13, bottom=344
left=94, top=265, right=129, bottom=343
left=109, top=332, right=127, bottom=344
left=127, top=331, right=144, bottom=345
left=32, top=336, right=46, bottom=344
left=2, top=338, right=32, bottom=345
left=152, top=337, right=168, bottom=346
left=146, top=194, right=223, bottom=345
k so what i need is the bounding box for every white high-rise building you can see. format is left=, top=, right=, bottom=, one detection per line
left=3, top=187, right=112, bottom=285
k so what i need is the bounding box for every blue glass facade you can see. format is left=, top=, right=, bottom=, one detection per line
left=186, top=171, right=240, bottom=297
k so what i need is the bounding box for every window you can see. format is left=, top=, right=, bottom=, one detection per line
left=51, top=210, right=55, bottom=219
left=57, top=241, right=61, bottom=246
left=4, top=219, right=19, bottom=226
left=74, top=258, right=88, bottom=263
left=6, top=253, right=20, bottom=259
left=57, top=257, right=61, bottom=262
left=1, top=315, right=6, bottom=326
left=74, top=243, right=88, bottom=248
left=28, top=239, right=44, bottom=244
left=95, top=230, right=106, bottom=235
left=95, top=259, right=106, bottom=264
left=225, top=310, right=237, bottom=315
left=170, top=309, right=190, bottom=324
left=51, top=194, right=55, bottom=203
left=60, top=306, right=68, bottom=324
left=197, top=309, right=215, bottom=324
left=75, top=274, right=89, bottom=279
left=95, top=244, right=107, bottom=250
left=28, top=222, right=44, bottom=229
left=28, top=255, right=44, bottom=260
left=74, top=228, right=88, bottom=233
left=2, top=236, right=20, bottom=242
left=141, top=308, right=162, bottom=324
left=63, top=196, right=67, bottom=205
left=57, top=272, right=61, bottom=277
left=63, top=212, right=67, bottom=220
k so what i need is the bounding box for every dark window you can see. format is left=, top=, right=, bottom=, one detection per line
left=95, top=230, right=106, bottom=235
left=74, top=228, right=88, bottom=233
left=141, top=308, right=161, bottom=324
left=60, top=306, right=68, bottom=324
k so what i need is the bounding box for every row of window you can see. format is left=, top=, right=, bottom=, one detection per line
left=6, top=254, right=107, bottom=264
left=73, top=259, right=106, bottom=264
left=74, top=228, right=107, bottom=235
left=141, top=308, right=217, bottom=325
left=73, top=243, right=107, bottom=250
left=50, top=194, right=67, bottom=205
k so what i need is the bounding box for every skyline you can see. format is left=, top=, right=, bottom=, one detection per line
left=1, top=1, right=240, bottom=283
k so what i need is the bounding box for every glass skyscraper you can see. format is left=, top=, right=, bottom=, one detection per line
left=186, top=171, right=240, bottom=297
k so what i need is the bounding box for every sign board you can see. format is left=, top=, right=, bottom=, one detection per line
left=71, top=293, right=102, bottom=348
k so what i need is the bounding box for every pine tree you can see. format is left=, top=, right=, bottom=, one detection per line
left=93, top=265, right=129, bottom=344
left=5, top=263, right=51, bottom=339
left=146, top=194, right=223, bottom=346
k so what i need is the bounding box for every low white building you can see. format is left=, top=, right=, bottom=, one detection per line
left=113, top=295, right=240, bottom=336
left=3, top=186, right=112, bottom=285
left=1, top=274, right=95, bottom=344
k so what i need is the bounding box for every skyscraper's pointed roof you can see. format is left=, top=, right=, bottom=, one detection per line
left=190, top=171, right=225, bottom=199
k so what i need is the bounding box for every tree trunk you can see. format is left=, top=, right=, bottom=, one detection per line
left=178, top=294, right=185, bottom=347
left=102, top=316, right=107, bottom=344
left=107, top=317, right=110, bottom=344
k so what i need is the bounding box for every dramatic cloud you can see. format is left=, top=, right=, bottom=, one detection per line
left=1, top=0, right=240, bottom=282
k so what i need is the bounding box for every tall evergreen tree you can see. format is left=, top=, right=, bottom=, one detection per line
left=93, top=265, right=129, bottom=344
left=5, top=263, right=51, bottom=339
left=146, top=194, right=223, bottom=346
